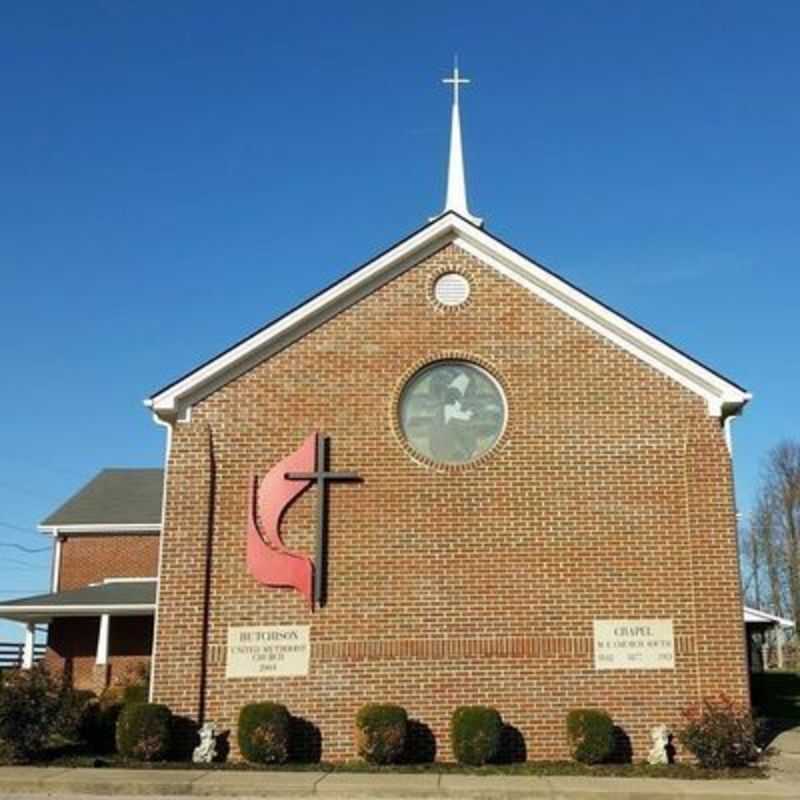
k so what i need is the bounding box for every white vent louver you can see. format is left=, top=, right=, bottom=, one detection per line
left=434, top=273, right=470, bottom=306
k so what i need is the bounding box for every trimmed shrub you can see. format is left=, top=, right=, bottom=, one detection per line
left=678, top=695, right=761, bottom=768
left=0, top=665, right=60, bottom=760
left=450, top=706, right=503, bottom=766
left=566, top=708, right=615, bottom=764
left=116, top=702, right=172, bottom=761
left=238, top=702, right=290, bottom=764
left=355, top=704, right=408, bottom=765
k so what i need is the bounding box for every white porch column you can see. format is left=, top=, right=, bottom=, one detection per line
left=22, top=623, right=35, bottom=669
left=96, top=614, right=110, bottom=666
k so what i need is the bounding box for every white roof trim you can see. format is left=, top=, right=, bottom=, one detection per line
left=0, top=604, right=155, bottom=623
left=147, top=213, right=750, bottom=420
left=744, top=606, right=795, bottom=627
left=0, top=604, right=154, bottom=613
left=39, top=523, right=161, bottom=535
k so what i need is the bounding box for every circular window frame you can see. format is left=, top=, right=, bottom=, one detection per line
left=391, top=355, right=509, bottom=471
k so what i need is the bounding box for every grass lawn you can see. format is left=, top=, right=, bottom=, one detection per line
left=751, top=671, right=800, bottom=721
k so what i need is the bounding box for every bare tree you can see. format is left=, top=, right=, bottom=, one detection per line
left=741, top=515, right=763, bottom=610
left=745, top=440, right=800, bottom=624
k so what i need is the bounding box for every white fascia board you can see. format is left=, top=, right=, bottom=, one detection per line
left=0, top=604, right=155, bottom=618
left=147, top=216, right=458, bottom=420
left=38, top=523, right=161, bottom=534
left=146, top=213, right=750, bottom=420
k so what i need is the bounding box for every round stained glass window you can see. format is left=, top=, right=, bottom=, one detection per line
left=399, top=361, right=506, bottom=465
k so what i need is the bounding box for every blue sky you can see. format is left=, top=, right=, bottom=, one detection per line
left=1, top=1, right=798, bottom=639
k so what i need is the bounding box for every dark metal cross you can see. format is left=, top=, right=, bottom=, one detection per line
left=286, top=434, right=360, bottom=608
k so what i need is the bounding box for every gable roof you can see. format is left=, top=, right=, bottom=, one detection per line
left=146, top=212, right=750, bottom=421
left=40, top=468, right=164, bottom=531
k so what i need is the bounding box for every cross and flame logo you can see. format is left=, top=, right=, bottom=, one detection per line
left=246, top=433, right=360, bottom=610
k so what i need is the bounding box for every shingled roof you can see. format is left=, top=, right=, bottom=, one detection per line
left=0, top=579, right=157, bottom=622
left=40, top=468, right=164, bottom=528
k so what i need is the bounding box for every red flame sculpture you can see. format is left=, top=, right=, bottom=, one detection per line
left=246, top=433, right=316, bottom=608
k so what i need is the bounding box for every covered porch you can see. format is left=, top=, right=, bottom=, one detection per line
left=744, top=606, right=796, bottom=672
left=0, top=578, right=156, bottom=691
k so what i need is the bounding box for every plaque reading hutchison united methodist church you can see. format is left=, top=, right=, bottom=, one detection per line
left=226, top=625, right=310, bottom=678
left=593, top=620, right=675, bottom=670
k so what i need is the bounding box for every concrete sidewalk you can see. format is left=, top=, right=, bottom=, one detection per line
left=0, top=766, right=793, bottom=800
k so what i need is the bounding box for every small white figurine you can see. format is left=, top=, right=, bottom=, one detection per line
left=647, top=724, right=671, bottom=765
left=192, top=722, right=218, bottom=764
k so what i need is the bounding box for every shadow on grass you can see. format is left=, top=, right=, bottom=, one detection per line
left=403, top=719, right=436, bottom=764
left=494, top=723, right=526, bottom=764
left=289, top=715, right=322, bottom=764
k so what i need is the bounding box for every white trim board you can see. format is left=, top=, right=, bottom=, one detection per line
left=146, top=212, right=750, bottom=420
left=39, top=523, right=161, bottom=535
left=0, top=604, right=155, bottom=621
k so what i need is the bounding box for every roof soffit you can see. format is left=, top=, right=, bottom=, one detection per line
left=147, top=213, right=750, bottom=421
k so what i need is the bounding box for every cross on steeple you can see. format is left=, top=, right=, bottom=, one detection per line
left=443, top=59, right=470, bottom=106
left=436, top=57, right=482, bottom=227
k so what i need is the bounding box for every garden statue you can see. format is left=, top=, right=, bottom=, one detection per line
left=192, top=723, right=218, bottom=764
left=647, top=724, right=672, bottom=765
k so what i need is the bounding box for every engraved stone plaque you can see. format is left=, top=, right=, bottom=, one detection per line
left=593, top=619, right=675, bottom=670
left=226, top=625, right=310, bottom=678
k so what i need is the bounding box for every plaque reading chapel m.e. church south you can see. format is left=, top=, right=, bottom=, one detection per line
left=226, top=625, right=310, bottom=678
left=593, top=619, right=675, bottom=670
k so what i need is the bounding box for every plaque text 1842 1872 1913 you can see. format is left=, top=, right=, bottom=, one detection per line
left=593, top=620, right=675, bottom=670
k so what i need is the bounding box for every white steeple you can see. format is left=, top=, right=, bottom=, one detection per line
left=439, top=59, right=482, bottom=226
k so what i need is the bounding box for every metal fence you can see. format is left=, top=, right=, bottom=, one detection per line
left=0, top=641, right=46, bottom=670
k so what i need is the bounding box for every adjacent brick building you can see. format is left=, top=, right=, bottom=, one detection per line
left=0, top=469, right=161, bottom=692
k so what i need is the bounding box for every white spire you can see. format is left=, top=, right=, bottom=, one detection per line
left=439, top=58, right=482, bottom=226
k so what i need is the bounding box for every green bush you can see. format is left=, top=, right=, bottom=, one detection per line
left=0, top=665, right=61, bottom=760
left=54, top=688, right=96, bottom=741
left=115, top=702, right=172, bottom=761
left=566, top=708, right=615, bottom=764
left=355, top=704, right=408, bottom=764
left=450, top=706, right=503, bottom=766
left=678, top=695, right=761, bottom=768
left=238, top=702, right=290, bottom=764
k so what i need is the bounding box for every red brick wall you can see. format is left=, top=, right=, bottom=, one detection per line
left=151, top=243, right=748, bottom=761
left=45, top=616, right=153, bottom=691
left=58, top=534, right=159, bottom=590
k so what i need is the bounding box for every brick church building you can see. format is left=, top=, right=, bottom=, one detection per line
left=0, top=68, right=752, bottom=761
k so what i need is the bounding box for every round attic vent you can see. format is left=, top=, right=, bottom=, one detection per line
left=434, top=273, right=470, bottom=306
